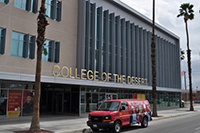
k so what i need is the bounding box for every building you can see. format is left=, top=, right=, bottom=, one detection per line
left=0, top=0, right=182, bottom=118
left=182, top=89, right=200, bottom=102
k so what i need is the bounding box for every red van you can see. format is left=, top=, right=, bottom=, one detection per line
left=87, top=99, right=151, bottom=133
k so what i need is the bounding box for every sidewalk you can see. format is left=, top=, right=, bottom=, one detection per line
left=0, top=105, right=199, bottom=133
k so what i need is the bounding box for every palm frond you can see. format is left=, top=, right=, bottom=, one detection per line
left=189, top=13, right=194, bottom=20
left=180, top=3, right=190, bottom=10
left=188, top=4, right=194, bottom=10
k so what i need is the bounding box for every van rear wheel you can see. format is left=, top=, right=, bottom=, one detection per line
left=113, top=121, right=121, bottom=133
left=141, top=117, right=148, bottom=128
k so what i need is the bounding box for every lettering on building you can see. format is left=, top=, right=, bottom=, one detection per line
left=52, top=65, right=148, bottom=85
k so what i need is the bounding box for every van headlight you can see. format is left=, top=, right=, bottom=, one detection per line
left=103, top=115, right=111, bottom=122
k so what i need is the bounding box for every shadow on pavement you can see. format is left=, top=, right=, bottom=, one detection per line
left=87, top=125, right=143, bottom=133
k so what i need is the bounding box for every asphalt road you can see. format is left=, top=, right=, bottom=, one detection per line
left=87, top=112, right=200, bottom=133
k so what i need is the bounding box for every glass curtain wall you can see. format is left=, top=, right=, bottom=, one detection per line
left=80, top=87, right=180, bottom=114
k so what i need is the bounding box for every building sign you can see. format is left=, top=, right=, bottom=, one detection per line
left=52, top=65, right=148, bottom=85
left=7, top=90, right=22, bottom=117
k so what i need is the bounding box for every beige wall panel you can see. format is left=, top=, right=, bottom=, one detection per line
left=4, top=29, right=12, bottom=56
left=4, top=56, right=36, bottom=74
left=61, top=5, right=78, bottom=29
left=63, top=0, right=78, bottom=9
left=0, top=54, right=8, bottom=65
left=59, top=45, right=76, bottom=67
left=0, top=64, right=7, bottom=72
left=11, top=7, right=38, bottom=24
left=0, top=2, right=11, bottom=15
left=6, top=56, right=36, bottom=69
left=41, top=61, right=57, bottom=76
left=10, top=16, right=37, bottom=35
left=0, top=0, right=79, bottom=78
left=0, top=14, right=9, bottom=28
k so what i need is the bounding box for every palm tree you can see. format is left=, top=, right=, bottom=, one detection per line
left=28, top=0, right=49, bottom=132
left=151, top=0, right=157, bottom=117
left=177, top=3, right=194, bottom=111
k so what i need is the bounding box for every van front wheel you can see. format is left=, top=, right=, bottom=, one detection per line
left=113, top=121, right=121, bottom=133
left=141, top=117, right=148, bottom=128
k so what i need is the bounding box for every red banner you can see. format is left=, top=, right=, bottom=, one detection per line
left=133, top=94, right=137, bottom=99
left=7, top=90, right=22, bottom=117
left=22, top=90, right=34, bottom=116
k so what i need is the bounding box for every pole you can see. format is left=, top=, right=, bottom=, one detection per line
left=184, top=71, right=187, bottom=101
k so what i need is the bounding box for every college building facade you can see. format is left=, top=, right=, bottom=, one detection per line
left=0, top=0, right=182, bottom=118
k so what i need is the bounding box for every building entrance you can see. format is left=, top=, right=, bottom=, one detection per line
left=40, top=84, right=79, bottom=115
left=56, top=93, right=64, bottom=113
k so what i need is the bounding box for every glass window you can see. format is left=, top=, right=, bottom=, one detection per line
left=86, top=93, right=91, bottom=112
left=98, top=101, right=120, bottom=111
left=0, top=0, right=8, bottom=4
left=0, top=28, right=6, bottom=54
left=45, top=0, right=54, bottom=18
left=0, top=96, right=7, bottom=117
left=15, top=0, right=26, bottom=10
left=45, top=0, right=62, bottom=21
left=10, top=84, right=25, bottom=89
left=14, top=0, right=38, bottom=13
left=42, top=40, right=51, bottom=61
left=11, top=31, right=35, bottom=59
left=11, top=32, right=25, bottom=57
left=41, top=40, right=60, bottom=62
left=28, top=36, right=34, bottom=59
left=31, top=0, right=38, bottom=13
left=121, top=102, right=128, bottom=110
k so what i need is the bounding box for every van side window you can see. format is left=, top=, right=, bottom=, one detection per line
left=121, top=102, right=128, bottom=110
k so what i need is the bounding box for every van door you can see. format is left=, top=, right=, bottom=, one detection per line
left=119, top=102, right=130, bottom=126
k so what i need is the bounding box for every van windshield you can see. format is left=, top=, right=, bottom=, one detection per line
left=97, top=101, right=120, bottom=111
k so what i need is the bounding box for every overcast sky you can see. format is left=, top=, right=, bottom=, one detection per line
left=121, top=0, right=200, bottom=90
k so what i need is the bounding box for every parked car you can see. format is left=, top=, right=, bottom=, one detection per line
left=87, top=99, right=151, bottom=133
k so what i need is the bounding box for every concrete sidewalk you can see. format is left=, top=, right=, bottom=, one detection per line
left=0, top=105, right=199, bottom=133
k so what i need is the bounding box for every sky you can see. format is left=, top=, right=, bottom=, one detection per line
left=120, top=0, right=200, bottom=90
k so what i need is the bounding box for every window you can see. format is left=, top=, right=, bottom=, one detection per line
left=14, top=0, right=38, bottom=13
left=0, top=28, right=6, bottom=54
left=42, top=39, right=60, bottom=63
left=45, top=0, right=62, bottom=21
left=0, top=0, right=9, bottom=4
left=121, top=102, right=128, bottom=110
left=11, top=31, right=36, bottom=59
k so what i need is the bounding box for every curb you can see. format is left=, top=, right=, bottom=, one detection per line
left=152, top=111, right=198, bottom=121
left=63, top=128, right=91, bottom=133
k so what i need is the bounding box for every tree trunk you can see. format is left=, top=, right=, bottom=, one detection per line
left=185, top=20, right=194, bottom=111
left=28, top=0, right=49, bottom=132
left=151, top=0, right=157, bottom=117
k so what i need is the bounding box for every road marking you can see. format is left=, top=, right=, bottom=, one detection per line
left=195, top=127, right=200, bottom=131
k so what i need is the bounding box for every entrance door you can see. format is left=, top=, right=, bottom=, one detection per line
left=56, top=93, right=64, bottom=113
left=105, top=93, right=118, bottom=100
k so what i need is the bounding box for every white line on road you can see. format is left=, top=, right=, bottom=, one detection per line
left=195, top=127, right=200, bottom=131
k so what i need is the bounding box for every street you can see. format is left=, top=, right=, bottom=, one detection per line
left=87, top=111, right=200, bottom=133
